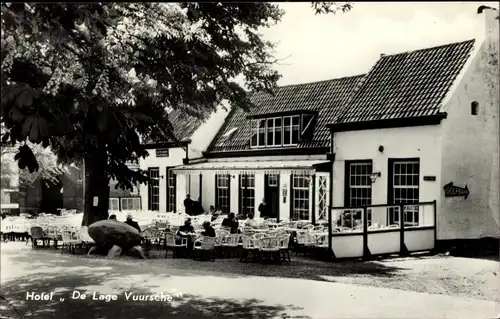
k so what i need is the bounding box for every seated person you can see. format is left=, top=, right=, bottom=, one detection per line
left=222, top=212, right=239, bottom=234
left=243, top=213, right=258, bottom=228
left=177, top=218, right=195, bottom=236
left=200, top=221, right=216, bottom=237
left=124, top=214, right=141, bottom=232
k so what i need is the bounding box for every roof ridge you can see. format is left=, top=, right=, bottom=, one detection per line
left=253, top=74, right=365, bottom=93
left=380, top=39, right=475, bottom=58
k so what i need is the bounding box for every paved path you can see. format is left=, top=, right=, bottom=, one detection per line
left=1, top=243, right=498, bottom=318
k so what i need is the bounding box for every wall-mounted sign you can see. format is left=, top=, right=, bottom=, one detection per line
left=423, top=176, right=436, bottom=181
left=156, top=148, right=169, bottom=157
left=444, top=182, right=469, bottom=199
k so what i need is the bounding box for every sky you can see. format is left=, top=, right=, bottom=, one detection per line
left=260, top=1, right=500, bottom=86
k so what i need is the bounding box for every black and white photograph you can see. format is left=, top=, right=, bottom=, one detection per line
left=0, top=2, right=499, bottom=318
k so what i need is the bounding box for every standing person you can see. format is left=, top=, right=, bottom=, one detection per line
left=125, top=214, right=141, bottom=232
left=184, top=194, right=194, bottom=215
left=193, top=198, right=204, bottom=216
left=258, top=198, right=270, bottom=218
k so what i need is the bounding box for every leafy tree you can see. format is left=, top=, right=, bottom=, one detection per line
left=1, top=3, right=284, bottom=225
left=1, top=141, right=67, bottom=187
left=311, top=2, right=353, bottom=15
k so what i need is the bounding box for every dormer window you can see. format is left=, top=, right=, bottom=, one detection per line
left=283, top=115, right=300, bottom=146
left=250, top=113, right=315, bottom=148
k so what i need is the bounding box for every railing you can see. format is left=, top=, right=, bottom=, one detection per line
left=328, top=201, right=436, bottom=259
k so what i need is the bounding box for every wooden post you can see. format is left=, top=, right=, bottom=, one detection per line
left=362, top=206, right=371, bottom=260
left=399, top=203, right=409, bottom=256
left=311, top=174, right=316, bottom=225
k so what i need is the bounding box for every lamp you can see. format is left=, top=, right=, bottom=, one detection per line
left=370, top=172, right=381, bottom=183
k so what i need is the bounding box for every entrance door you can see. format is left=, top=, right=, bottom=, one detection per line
left=264, top=174, right=280, bottom=220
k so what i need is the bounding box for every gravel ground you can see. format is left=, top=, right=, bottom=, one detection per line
left=9, top=243, right=498, bottom=302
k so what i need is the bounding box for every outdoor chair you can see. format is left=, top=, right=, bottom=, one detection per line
left=279, top=234, right=291, bottom=262
left=296, top=231, right=316, bottom=255
left=214, top=234, right=224, bottom=257
left=259, top=237, right=281, bottom=262
left=192, top=236, right=216, bottom=261
left=221, top=234, right=240, bottom=258
left=30, top=226, right=51, bottom=248
left=164, top=232, right=188, bottom=258
left=240, top=235, right=259, bottom=262
left=302, top=224, right=315, bottom=231
left=215, top=229, right=230, bottom=238
left=46, top=226, right=60, bottom=247
left=313, top=225, right=325, bottom=232
left=60, top=230, right=81, bottom=254
left=252, top=233, right=269, bottom=241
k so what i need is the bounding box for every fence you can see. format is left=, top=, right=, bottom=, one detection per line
left=327, top=201, right=436, bottom=259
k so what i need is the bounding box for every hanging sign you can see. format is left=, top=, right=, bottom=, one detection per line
left=443, top=182, right=469, bottom=199
left=156, top=148, right=169, bottom=157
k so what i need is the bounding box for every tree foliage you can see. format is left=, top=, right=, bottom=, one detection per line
left=1, top=3, right=284, bottom=192
left=311, top=2, right=353, bottom=15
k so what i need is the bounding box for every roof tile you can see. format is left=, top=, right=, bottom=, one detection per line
left=209, top=75, right=363, bottom=152
left=335, top=39, right=475, bottom=124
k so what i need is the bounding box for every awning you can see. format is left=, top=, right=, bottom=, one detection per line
left=172, top=160, right=329, bottom=176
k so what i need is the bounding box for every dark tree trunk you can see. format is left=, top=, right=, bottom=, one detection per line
left=82, top=151, right=110, bottom=226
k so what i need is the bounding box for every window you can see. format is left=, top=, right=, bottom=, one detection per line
left=471, top=101, right=479, bottom=116
left=121, top=197, right=141, bottom=211
left=166, top=167, right=176, bottom=212
left=268, top=175, right=278, bottom=187
left=318, top=176, right=328, bottom=220
left=215, top=174, right=230, bottom=213
left=148, top=168, right=160, bottom=211
left=239, top=174, right=255, bottom=216
left=251, top=115, right=301, bottom=148
left=266, top=118, right=282, bottom=146
left=344, top=161, right=373, bottom=226
left=250, top=119, right=266, bottom=147
left=346, top=162, right=373, bottom=208
left=291, top=175, right=310, bottom=220
left=390, top=160, right=420, bottom=226
left=109, top=198, right=119, bottom=211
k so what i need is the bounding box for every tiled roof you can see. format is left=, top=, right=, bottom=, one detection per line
left=142, top=108, right=206, bottom=145
left=208, top=75, right=364, bottom=152
left=168, top=108, right=207, bottom=141
left=334, top=39, right=475, bottom=124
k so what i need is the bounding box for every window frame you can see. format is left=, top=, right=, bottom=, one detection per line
left=388, top=159, right=420, bottom=226
left=344, top=160, right=373, bottom=227
left=250, top=115, right=301, bottom=148
left=239, top=174, right=255, bottom=216
left=120, top=197, right=142, bottom=211
left=215, top=174, right=231, bottom=214
left=109, top=197, right=120, bottom=211
left=290, top=174, right=310, bottom=220
left=166, top=167, right=176, bottom=212
left=148, top=167, right=160, bottom=211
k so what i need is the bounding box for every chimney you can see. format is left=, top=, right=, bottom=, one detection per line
left=380, top=53, right=386, bottom=58
left=477, top=6, right=499, bottom=40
